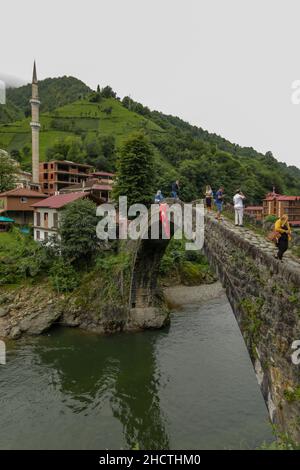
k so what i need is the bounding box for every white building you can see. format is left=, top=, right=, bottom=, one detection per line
left=31, top=192, right=87, bottom=242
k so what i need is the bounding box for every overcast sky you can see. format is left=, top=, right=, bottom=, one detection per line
left=1, top=0, right=300, bottom=168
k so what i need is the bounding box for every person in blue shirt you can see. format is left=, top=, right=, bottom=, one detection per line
left=215, top=186, right=224, bottom=220
left=171, top=180, right=180, bottom=199
left=154, top=190, right=164, bottom=203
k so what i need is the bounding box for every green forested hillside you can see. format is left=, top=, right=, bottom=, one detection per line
left=0, top=100, right=24, bottom=124
left=6, top=76, right=91, bottom=119
left=0, top=78, right=300, bottom=204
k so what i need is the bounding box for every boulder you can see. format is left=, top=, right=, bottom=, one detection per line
left=9, top=326, right=21, bottom=340
left=0, top=307, right=9, bottom=318
left=19, top=308, right=62, bottom=335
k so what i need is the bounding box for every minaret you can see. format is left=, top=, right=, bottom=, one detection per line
left=30, top=61, right=40, bottom=185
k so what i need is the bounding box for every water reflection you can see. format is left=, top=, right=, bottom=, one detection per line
left=33, top=329, right=169, bottom=449
left=0, top=296, right=272, bottom=450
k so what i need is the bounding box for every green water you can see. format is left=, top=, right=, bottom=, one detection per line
left=0, top=294, right=272, bottom=449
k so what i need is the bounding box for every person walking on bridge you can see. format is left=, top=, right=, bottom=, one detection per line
left=171, top=180, right=180, bottom=200
left=274, top=214, right=292, bottom=261
left=215, top=186, right=224, bottom=220
left=233, top=189, right=246, bottom=226
left=205, top=185, right=213, bottom=211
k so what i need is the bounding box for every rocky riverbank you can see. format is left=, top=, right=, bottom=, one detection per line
left=0, top=279, right=222, bottom=340
left=164, top=282, right=224, bottom=308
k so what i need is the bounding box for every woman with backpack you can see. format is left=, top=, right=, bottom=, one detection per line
left=274, top=214, right=292, bottom=261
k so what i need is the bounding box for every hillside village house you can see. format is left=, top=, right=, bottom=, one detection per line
left=59, top=171, right=115, bottom=202
left=31, top=192, right=93, bottom=242
left=40, top=160, right=93, bottom=195
left=0, top=188, right=47, bottom=225
left=263, top=193, right=300, bottom=226
left=244, top=206, right=264, bottom=221
left=59, top=179, right=113, bottom=202
left=90, top=171, right=114, bottom=185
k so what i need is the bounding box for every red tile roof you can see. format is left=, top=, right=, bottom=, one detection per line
left=0, top=188, right=47, bottom=198
left=264, top=192, right=282, bottom=201
left=277, top=196, right=300, bottom=201
left=264, top=193, right=300, bottom=202
left=31, top=192, right=86, bottom=209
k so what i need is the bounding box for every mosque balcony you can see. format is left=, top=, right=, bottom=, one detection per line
left=30, top=121, right=41, bottom=128
left=30, top=99, right=40, bottom=105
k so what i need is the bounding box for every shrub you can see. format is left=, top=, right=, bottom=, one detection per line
left=60, top=198, right=99, bottom=265
left=264, top=215, right=277, bottom=224
left=49, top=258, right=79, bottom=293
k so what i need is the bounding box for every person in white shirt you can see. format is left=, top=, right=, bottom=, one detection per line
left=233, top=189, right=246, bottom=226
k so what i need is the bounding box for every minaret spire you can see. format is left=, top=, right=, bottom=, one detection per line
left=32, top=60, right=38, bottom=84
left=30, top=61, right=41, bottom=186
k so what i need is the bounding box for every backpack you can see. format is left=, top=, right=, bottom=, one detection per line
left=267, top=230, right=280, bottom=244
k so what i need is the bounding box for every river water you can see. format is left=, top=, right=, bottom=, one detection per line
left=0, top=293, right=272, bottom=450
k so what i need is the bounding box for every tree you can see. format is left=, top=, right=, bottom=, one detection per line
left=0, top=150, right=16, bottom=192
left=22, top=145, right=30, bottom=158
left=100, top=86, right=116, bottom=99
left=10, top=149, right=22, bottom=162
left=113, top=132, right=154, bottom=207
left=103, top=106, right=112, bottom=116
left=60, top=198, right=99, bottom=265
left=46, top=136, right=85, bottom=162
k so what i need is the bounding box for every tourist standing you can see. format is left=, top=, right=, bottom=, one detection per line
left=275, top=214, right=292, bottom=261
left=154, top=190, right=164, bottom=203
left=171, top=180, right=180, bottom=199
left=205, top=185, right=213, bottom=211
left=233, top=189, right=246, bottom=226
left=215, top=186, right=224, bottom=220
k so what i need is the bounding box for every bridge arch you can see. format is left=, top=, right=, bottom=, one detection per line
left=129, top=198, right=201, bottom=310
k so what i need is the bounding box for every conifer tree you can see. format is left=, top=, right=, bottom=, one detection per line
left=113, top=132, right=154, bottom=207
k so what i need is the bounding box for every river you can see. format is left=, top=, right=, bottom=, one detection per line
left=0, top=289, right=273, bottom=449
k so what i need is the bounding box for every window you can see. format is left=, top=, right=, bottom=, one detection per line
left=44, top=232, right=48, bottom=242
left=44, top=213, right=48, bottom=227
left=43, top=163, right=48, bottom=169
left=36, top=212, right=41, bottom=226
left=36, top=230, right=40, bottom=240
left=53, top=212, right=58, bottom=228
left=20, top=197, right=28, bottom=203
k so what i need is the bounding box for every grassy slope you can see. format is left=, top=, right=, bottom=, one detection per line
left=0, top=98, right=166, bottom=164
left=0, top=231, right=20, bottom=252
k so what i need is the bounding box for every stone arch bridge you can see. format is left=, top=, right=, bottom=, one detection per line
left=125, top=200, right=300, bottom=442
